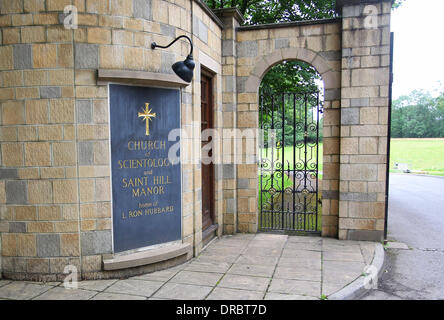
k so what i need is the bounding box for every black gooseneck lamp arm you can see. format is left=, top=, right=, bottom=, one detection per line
left=151, top=35, right=195, bottom=83
left=151, top=35, right=193, bottom=56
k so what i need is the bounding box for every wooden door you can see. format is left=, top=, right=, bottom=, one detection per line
left=201, top=73, right=214, bottom=231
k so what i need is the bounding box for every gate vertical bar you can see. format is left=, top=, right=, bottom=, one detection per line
left=259, top=92, right=263, bottom=230
left=292, top=93, right=296, bottom=230
left=384, top=32, right=395, bottom=243
left=303, top=93, right=308, bottom=230
left=315, top=93, right=320, bottom=231
left=271, top=94, right=275, bottom=230
left=281, top=93, right=285, bottom=230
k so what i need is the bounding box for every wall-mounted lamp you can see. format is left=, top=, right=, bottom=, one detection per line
left=151, top=35, right=195, bottom=83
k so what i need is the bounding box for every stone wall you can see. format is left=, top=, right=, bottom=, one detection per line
left=338, top=0, right=391, bottom=241
left=232, top=19, right=343, bottom=236
left=0, top=0, right=223, bottom=281
left=0, top=0, right=393, bottom=281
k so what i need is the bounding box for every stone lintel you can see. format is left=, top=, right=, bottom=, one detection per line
left=102, top=243, right=191, bottom=271
left=97, top=69, right=189, bottom=88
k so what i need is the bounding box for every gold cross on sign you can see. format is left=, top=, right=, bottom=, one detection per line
left=138, top=103, right=156, bottom=136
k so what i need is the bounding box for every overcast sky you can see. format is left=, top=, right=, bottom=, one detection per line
left=391, top=0, right=444, bottom=98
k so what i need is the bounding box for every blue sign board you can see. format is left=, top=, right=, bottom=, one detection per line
left=109, top=84, right=181, bottom=253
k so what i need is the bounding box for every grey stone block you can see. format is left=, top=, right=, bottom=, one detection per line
left=342, top=48, right=352, bottom=57
left=222, top=40, right=234, bottom=57
left=340, top=192, right=377, bottom=202
left=40, top=86, right=61, bottom=99
left=324, top=88, right=340, bottom=100
left=347, top=230, right=384, bottom=242
left=78, top=141, right=94, bottom=165
left=223, top=104, right=236, bottom=112
left=0, top=169, right=18, bottom=179
left=133, top=0, right=152, bottom=20
left=275, top=38, right=289, bottom=49
left=81, top=230, right=112, bottom=255
left=223, top=164, right=235, bottom=179
left=75, top=43, right=98, bottom=69
left=320, top=51, right=341, bottom=61
left=224, top=76, right=234, bottom=92
left=198, top=20, right=208, bottom=43
left=6, top=181, right=27, bottom=204
left=350, top=98, right=369, bottom=107
left=13, top=44, right=32, bottom=70
left=76, top=100, right=92, bottom=123
left=322, top=190, right=339, bottom=200
left=237, top=178, right=249, bottom=189
left=37, top=234, right=60, bottom=257
left=226, top=199, right=235, bottom=214
left=9, top=222, right=26, bottom=233
left=192, top=16, right=199, bottom=37
left=160, top=51, right=175, bottom=74
left=341, top=108, right=360, bottom=125
left=236, top=76, right=247, bottom=92
left=160, top=23, right=175, bottom=39
left=342, top=5, right=362, bottom=18
left=237, top=41, right=258, bottom=57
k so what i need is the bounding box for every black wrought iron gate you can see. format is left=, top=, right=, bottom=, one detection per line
left=259, top=90, right=322, bottom=233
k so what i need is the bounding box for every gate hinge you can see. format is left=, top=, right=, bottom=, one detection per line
left=318, top=199, right=322, bottom=206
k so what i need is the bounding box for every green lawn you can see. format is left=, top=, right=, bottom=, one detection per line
left=260, top=143, right=323, bottom=173
left=390, top=138, right=444, bottom=176
left=259, top=144, right=323, bottom=232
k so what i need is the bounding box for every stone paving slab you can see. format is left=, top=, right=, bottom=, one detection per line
left=152, top=283, right=213, bottom=300
left=0, top=282, right=54, bottom=300
left=206, top=287, right=264, bottom=300
left=104, top=279, right=164, bottom=297
left=33, top=287, right=97, bottom=300
left=0, top=234, right=378, bottom=300
left=268, top=278, right=321, bottom=297
left=227, top=263, right=275, bottom=277
left=264, top=292, right=319, bottom=300
left=274, top=266, right=322, bottom=282
left=218, top=274, right=270, bottom=292
left=169, top=271, right=223, bottom=286
left=91, top=292, right=147, bottom=300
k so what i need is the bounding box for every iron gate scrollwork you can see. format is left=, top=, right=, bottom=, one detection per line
left=259, top=89, right=322, bottom=233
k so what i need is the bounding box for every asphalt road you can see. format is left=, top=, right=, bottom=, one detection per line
left=362, top=173, right=444, bottom=300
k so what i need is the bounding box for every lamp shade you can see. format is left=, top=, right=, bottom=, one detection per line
left=172, top=54, right=195, bottom=83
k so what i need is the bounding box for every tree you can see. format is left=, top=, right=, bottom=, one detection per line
left=391, top=89, right=444, bottom=138
left=205, top=0, right=404, bottom=25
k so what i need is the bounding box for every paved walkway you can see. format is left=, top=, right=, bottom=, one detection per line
left=0, top=233, right=377, bottom=300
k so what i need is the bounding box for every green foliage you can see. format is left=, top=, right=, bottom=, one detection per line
left=392, top=0, right=406, bottom=9
left=205, top=0, right=337, bottom=24
left=204, top=0, right=404, bottom=25
left=391, top=89, right=444, bottom=138
left=260, top=60, right=321, bottom=95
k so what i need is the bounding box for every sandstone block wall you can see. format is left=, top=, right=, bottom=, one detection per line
left=0, top=0, right=223, bottom=281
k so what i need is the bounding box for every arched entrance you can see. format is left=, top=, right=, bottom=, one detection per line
left=236, top=46, right=341, bottom=238
left=258, top=60, right=323, bottom=234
